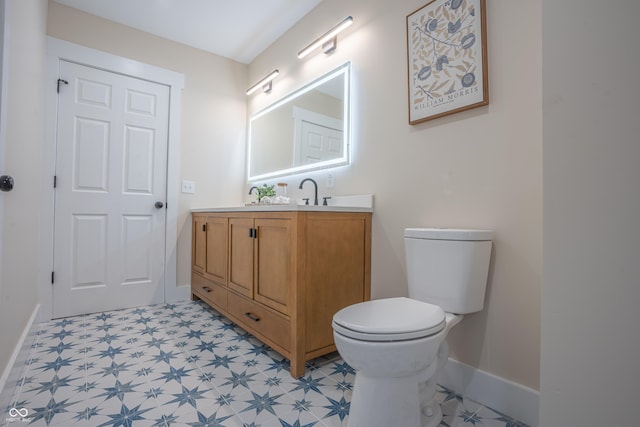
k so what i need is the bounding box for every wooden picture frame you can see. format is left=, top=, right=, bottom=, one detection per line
left=407, top=0, right=488, bottom=125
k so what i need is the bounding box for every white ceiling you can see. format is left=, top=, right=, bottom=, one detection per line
left=52, top=0, right=323, bottom=64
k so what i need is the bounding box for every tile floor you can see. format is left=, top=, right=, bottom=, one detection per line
left=2, top=301, right=528, bottom=426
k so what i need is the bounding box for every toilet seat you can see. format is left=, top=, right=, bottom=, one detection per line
left=332, top=297, right=446, bottom=341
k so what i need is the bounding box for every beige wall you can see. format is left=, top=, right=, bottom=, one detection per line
left=250, top=0, right=542, bottom=390
left=540, top=0, right=640, bottom=425
left=46, top=1, right=248, bottom=291
left=0, top=0, right=48, bottom=379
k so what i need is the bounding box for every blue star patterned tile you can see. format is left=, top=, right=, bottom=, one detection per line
left=166, top=384, right=208, bottom=409
left=322, top=396, right=350, bottom=422
left=95, top=402, right=152, bottom=426
left=2, top=301, right=529, bottom=427
left=29, top=373, right=79, bottom=395
left=28, top=396, right=79, bottom=425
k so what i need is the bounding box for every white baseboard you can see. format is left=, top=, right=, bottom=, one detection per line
left=438, top=357, right=539, bottom=427
left=0, top=304, right=41, bottom=413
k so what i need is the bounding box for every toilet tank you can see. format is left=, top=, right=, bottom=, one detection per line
left=404, top=228, right=493, bottom=314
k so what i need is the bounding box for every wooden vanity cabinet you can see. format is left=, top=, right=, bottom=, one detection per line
left=191, top=210, right=371, bottom=377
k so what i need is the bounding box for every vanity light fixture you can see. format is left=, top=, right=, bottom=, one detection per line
left=297, top=16, right=353, bottom=59
left=246, top=69, right=280, bottom=95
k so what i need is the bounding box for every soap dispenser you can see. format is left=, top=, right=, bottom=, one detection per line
left=276, top=182, right=290, bottom=204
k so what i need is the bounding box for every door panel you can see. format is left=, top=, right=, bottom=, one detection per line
left=72, top=214, right=107, bottom=288
left=122, top=214, right=153, bottom=284
left=123, top=126, right=155, bottom=193
left=205, top=216, right=228, bottom=286
left=74, top=118, right=109, bottom=191
left=77, top=76, right=111, bottom=108
left=254, top=218, right=291, bottom=314
left=53, top=60, right=169, bottom=318
left=228, top=217, right=254, bottom=298
left=192, top=216, right=206, bottom=274
left=299, top=121, right=343, bottom=165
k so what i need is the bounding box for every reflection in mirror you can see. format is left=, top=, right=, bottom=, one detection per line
left=248, top=62, right=351, bottom=181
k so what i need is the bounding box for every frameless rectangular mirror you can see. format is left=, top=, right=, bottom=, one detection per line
left=247, top=62, right=351, bottom=181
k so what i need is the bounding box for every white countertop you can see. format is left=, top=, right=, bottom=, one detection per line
left=192, top=194, right=374, bottom=213
left=191, top=204, right=372, bottom=213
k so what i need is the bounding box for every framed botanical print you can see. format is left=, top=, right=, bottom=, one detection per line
left=407, top=0, right=488, bottom=124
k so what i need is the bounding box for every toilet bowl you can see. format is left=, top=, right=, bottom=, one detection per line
left=333, top=298, right=462, bottom=427
left=332, top=228, right=492, bottom=427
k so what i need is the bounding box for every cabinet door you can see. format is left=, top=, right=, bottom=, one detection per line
left=254, top=218, right=292, bottom=315
left=228, top=217, right=254, bottom=297
left=192, top=214, right=207, bottom=274
left=204, top=216, right=228, bottom=286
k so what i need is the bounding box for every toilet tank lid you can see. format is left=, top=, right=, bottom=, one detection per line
left=404, top=228, right=493, bottom=241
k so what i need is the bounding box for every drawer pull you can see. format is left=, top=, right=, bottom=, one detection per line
left=244, top=312, right=261, bottom=322
left=202, top=286, right=212, bottom=293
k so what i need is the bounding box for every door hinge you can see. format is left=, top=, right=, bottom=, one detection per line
left=53, top=175, right=57, bottom=188
left=57, top=78, right=68, bottom=94
left=51, top=271, right=55, bottom=284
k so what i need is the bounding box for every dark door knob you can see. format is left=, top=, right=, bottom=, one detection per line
left=154, top=201, right=164, bottom=209
left=0, top=175, right=14, bottom=192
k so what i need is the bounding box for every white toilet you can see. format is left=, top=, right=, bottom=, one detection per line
left=332, top=228, right=493, bottom=427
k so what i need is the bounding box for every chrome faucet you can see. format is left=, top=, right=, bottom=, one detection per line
left=298, top=178, right=318, bottom=206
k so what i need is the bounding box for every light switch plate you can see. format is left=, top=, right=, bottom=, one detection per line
left=327, top=174, right=335, bottom=188
left=182, top=180, right=195, bottom=194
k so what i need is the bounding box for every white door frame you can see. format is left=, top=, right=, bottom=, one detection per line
left=0, top=0, right=7, bottom=295
left=39, top=37, right=186, bottom=320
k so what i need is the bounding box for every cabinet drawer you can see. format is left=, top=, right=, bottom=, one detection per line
left=192, top=271, right=227, bottom=311
left=227, top=291, right=290, bottom=352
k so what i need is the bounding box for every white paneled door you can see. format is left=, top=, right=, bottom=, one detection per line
left=298, top=120, right=343, bottom=164
left=52, top=60, right=170, bottom=318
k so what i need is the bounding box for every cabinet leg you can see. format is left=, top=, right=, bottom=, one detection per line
left=290, top=356, right=306, bottom=378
